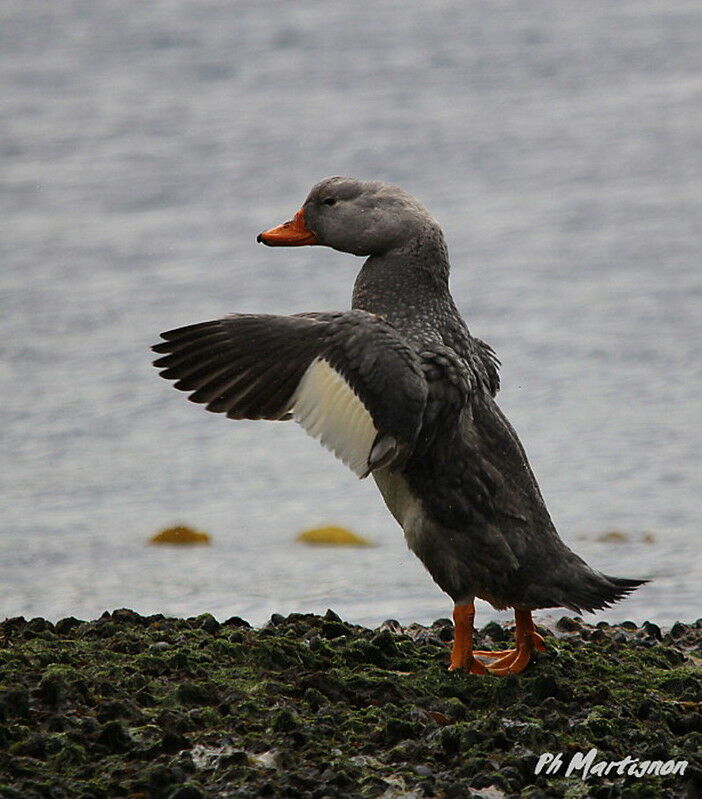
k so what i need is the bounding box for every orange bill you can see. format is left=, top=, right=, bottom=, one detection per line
left=257, top=208, right=318, bottom=246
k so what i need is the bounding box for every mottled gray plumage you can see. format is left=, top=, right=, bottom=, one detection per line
left=154, top=176, right=645, bottom=615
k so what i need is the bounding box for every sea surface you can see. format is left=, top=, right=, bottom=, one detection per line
left=2, top=0, right=701, bottom=628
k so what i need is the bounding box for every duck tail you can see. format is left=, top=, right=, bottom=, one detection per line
left=560, top=571, right=649, bottom=615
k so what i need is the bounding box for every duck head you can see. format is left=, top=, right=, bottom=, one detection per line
left=257, top=177, right=438, bottom=257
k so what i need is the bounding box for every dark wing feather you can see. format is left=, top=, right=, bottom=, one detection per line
left=153, top=311, right=428, bottom=473
left=154, top=315, right=322, bottom=420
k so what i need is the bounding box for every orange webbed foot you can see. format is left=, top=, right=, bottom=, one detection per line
left=483, top=646, right=532, bottom=675
left=475, top=610, right=547, bottom=675
left=448, top=651, right=488, bottom=675
left=448, top=605, right=547, bottom=676
left=448, top=602, right=488, bottom=675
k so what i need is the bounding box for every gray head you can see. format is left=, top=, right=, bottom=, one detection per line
left=258, top=177, right=442, bottom=257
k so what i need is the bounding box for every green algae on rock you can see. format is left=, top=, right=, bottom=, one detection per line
left=0, top=610, right=699, bottom=798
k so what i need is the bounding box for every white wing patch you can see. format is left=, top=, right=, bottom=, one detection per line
left=292, top=357, right=378, bottom=478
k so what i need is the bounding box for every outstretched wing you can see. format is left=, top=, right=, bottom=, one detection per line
left=152, top=311, right=428, bottom=478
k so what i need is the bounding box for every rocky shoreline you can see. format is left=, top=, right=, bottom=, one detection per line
left=0, top=610, right=699, bottom=798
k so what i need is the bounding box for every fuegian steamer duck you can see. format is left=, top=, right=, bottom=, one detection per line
left=153, top=177, right=646, bottom=675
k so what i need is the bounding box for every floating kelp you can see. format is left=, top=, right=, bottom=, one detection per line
left=149, top=525, right=211, bottom=545
left=295, top=525, right=373, bottom=547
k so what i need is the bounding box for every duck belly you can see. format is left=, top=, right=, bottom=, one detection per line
left=372, top=467, right=424, bottom=549
left=372, top=467, right=477, bottom=602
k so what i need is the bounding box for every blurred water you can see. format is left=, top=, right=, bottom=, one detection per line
left=1, top=0, right=700, bottom=628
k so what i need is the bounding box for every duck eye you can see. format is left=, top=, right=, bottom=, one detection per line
left=322, top=198, right=337, bottom=206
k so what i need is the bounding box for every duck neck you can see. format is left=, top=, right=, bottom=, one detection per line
left=351, top=227, right=455, bottom=342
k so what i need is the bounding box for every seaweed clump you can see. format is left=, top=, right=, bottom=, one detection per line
left=149, top=526, right=211, bottom=546
left=295, top=526, right=373, bottom=547
left=0, top=609, right=699, bottom=798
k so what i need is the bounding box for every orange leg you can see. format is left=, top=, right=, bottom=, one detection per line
left=473, top=609, right=547, bottom=675
left=448, top=603, right=487, bottom=675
